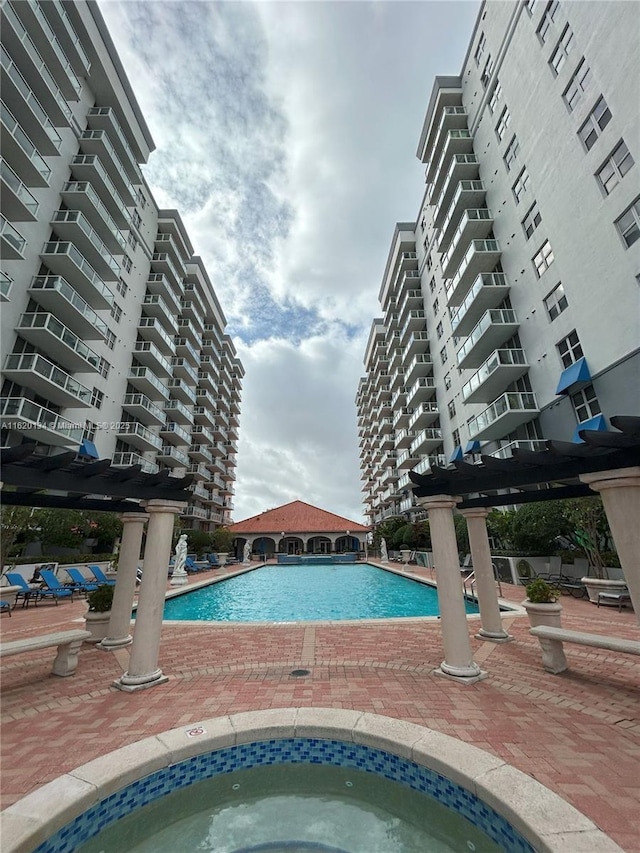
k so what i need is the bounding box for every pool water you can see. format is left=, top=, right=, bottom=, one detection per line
left=76, top=764, right=502, bottom=853
left=160, top=563, right=480, bottom=622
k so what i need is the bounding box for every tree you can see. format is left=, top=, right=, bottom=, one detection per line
left=509, top=501, right=572, bottom=555
left=32, top=508, right=91, bottom=550
left=184, top=529, right=212, bottom=555
left=0, top=505, right=37, bottom=569
left=86, top=512, right=122, bottom=553
left=211, top=526, right=234, bottom=553
left=453, top=514, right=470, bottom=555
left=391, top=523, right=415, bottom=549
left=372, top=517, right=405, bottom=550
left=561, top=496, right=613, bottom=578
left=487, top=509, right=516, bottom=551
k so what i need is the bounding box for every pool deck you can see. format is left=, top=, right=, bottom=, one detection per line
left=1, top=560, right=638, bottom=851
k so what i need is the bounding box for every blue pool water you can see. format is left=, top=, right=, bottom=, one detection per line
left=160, top=563, right=480, bottom=622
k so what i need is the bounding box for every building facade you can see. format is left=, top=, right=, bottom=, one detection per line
left=1, top=0, right=242, bottom=530
left=358, top=0, right=639, bottom=525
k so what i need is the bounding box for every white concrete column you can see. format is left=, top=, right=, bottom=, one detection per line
left=99, top=512, right=148, bottom=650
left=115, top=500, right=186, bottom=691
left=460, top=508, right=512, bottom=643
left=580, top=467, right=640, bottom=625
left=417, top=495, right=486, bottom=683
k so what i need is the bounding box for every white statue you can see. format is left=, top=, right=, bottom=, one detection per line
left=243, top=541, right=251, bottom=564
left=380, top=538, right=389, bottom=564
left=170, top=533, right=189, bottom=586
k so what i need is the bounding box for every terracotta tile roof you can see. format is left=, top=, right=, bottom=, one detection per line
left=230, top=500, right=369, bottom=534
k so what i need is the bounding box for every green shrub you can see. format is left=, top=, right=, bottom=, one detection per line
left=87, top=584, right=114, bottom=613
left=525, top=578, right=560, bottom=604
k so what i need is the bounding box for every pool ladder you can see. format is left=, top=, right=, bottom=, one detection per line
left=463, top=564, right=503, bottom=598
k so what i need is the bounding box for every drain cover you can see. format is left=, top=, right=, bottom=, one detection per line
left=289, top=669, right=311, bottom=677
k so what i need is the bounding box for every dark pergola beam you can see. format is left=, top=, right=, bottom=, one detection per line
left=457, top=483, right=594, bottom=508
left=1, top=492, right=146, bottom=513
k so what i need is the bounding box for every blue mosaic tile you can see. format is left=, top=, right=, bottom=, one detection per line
left=35, top=738, right=536, bottom=853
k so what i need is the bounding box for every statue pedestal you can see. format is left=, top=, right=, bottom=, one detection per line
left=170, top=570, right=187, bottom=586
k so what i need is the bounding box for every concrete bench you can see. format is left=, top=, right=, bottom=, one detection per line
left=0, top=630, right=91, bottom=677
left=529, top=625, right=640, bottom=674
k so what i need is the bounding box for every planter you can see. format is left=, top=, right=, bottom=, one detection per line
left=400, top=549, right=411, bottom=565
left=84, top=610, right=111, bottom=644
left=522, top=600, right=563, bottom=629
left=217, top=552, right=228, bottom=567
left=581, top=576, right=629, bottom=605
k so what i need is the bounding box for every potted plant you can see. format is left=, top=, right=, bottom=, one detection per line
left=211, top=526, right=234, bottom=567
left=522, top=578, right=563, bottom=629
left=84, top=584, right=113, bottom=644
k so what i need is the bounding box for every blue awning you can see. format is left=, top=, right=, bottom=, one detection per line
left=573, top=414, right=607, bottom=443
left=78, top=439, right=99, bottom=459
left=555, top=357, right=592, bottom=395
left=464, top=440, right=481, bottom=454
left=449, top=446, right=464, bottom=463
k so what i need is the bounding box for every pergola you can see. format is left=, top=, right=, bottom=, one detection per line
left=1, top=443, right=192, bottom=692
left=408, top=415, right=640, bottom=683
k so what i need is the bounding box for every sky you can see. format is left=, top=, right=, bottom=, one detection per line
left=98, top=0, right=481, bottom=525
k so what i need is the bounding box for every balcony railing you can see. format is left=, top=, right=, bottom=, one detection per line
left=1, top=158, right=39, bottom=218
left=467, top=392, right=539, bottom=440
left=61, top=181, right=126, bottom=252
left=51, top=210, right=121, bottom=278
left=456, top=308, right=518, bottom=369
left=28, top=275, right=108, bottom=339
left=3, top=352, right=91, bottom=405
left=112, top=452, right=159, bottom=474
left=490, top=439, right=547, bottom=460
left=0, top=396, right=83, bottom=444
left=115, top=421, right=163, bottom=450
left=40, top=241, right=114, bottom=307
left=17, top=312, right=100, bottom=370
left=1, top=215, right=26, bottom=258
left=122, top=393, right=165, bottom=424
left=1, top=102, right=51, bottom=185
left=17, top=0, right=83, bottom=97
left=445, top=240, right=501, bottom=305
left=461, top=348, right=528, bottom=403
left=449, top=272, right=509, bottom=336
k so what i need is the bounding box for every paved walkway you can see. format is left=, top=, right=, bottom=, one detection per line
left=1, top=562, right=638, bottom=851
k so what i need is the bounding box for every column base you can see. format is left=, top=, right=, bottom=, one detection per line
left=433, top=661, right=488, bottom=684
left=170, top=573, right=188, bottom=586
left=113, top=668, right=169, bottom=692
left=475, top=628, right=514, bottom=643
left=98, top=635, right=133, bottom=650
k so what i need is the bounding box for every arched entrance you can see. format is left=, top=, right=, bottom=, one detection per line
left=307, top=536, right=331, bottom=554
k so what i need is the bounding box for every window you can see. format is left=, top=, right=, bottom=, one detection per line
left=110, top=303, right=122, bottom=323
left=426, top=256, right=433, bottom=272
left=433, top=297, right=439, bottom=315
left=122, top=254, right=133, bottom=273
left=91, top=388, right=104, bottom=409
left=537, top=0, right=559, bottom=42
left=116, top=278, right=128, bottom=297
left=557, top=329, right=583, bottom=368
left=440, top=345, right=448, bottom=365
left=596, top=141, right=635, bottom=196
left=512, top=166, right=530, bottom=204
left=127, top=232, right=138, bottom=250
left=448, top=400, right=456, bottom=418
left=549, top=25, right=574, bottom=75
left=578, top=97, right=612, bottom=150
left=525, top=0, right=538, bottom=15
left=522, top=202, right=542, bottom=239
left=563, top=59, right=591, bottom=111
left=571, top=384, right=601, bottom=423
left=452, top=428, right=460, bottom=447
left=429, top=276, right=436, bottom=293
left=503, top=135, right=520, bottom=172
left=83, top=421, right=96, bottom=442
left=532, top=239, right=554, bottom=277
left=135, top=188, right=147, bottom=209
left=474, top=32, right=486, bottom=65
left=544, top=282, right=568, bottom=320
left=495, top=107, right=511, bottom=141
left=105, top=330, right=116, bottom=350
left=615, top=198, right=640, bottom=248
left=481, top=55, right=494, bottom=88
left=444, top=372, right=452, bottom=391
left=488, top=80, right=502, bottom=113
left=98, top=358, right=111, bottom=379
left=436, top=321, right=444, bottom=339
left=132, top=210, right=142, bottom=229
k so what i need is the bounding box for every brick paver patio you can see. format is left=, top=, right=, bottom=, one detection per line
left=1, top=562, right=638, bottom=851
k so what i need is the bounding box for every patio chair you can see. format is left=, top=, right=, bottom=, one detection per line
left=39, top=569, right=78, bottom=601
left=87, top=565, right=116, bottom=586
left=64, top=568, right=99, bottom=594
left=6, top=572, right=71, bottom=606
left=0, top=600, right=12, bottom=616
left=206, top=553, right=220, bottom=567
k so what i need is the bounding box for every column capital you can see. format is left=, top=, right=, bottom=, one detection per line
left=458, top=507, right=490, bottom=520
left=580, top=467, right=640, bottom=492
left=415, top=494, right=460, bottom=511
left=141, top=499, right=187, bottom=515
left=120, top=511, right=149, bottom=523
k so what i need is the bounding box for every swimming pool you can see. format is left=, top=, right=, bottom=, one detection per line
left=160, top=563, right=481, bottom=622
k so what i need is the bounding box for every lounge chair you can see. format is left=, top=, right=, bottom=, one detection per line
left=6, top=572, right=71, bottom=606
left=206, top=553, right=220, bottom=567
left=64, top=568, right=99, bottom=594
left=39, top=569, right=78, bottom=601
left=0, top=600, right=12, bottom=616
left=87, top=565, right=116, bottom=586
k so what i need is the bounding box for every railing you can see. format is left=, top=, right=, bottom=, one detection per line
left=17, top=312, right=100, bottom=369
left=449, top=272, right=508, bottom=332
left=51, top=210, right=121, bottom=275
left=439, top=180, right=486, bottom=235
left=446, top=240, right=500, bottom=302
left=462, top=348, right=527, bottom=401
left=138, top=317, right=175, bottom=350
left=122, top=394, right=164, bottom=422
left=1, top=102, right=51, bottom=182
left=1, top=159, right=39, bottom=216
left=22, top=0, right=83, bottom=94
left=70, top=155, right=132, bottom=223
left=441, top=209, right=493, bottom=271
left=62, top=182, right=126, bottom=250
left=4, top=353, right=91, bottom=404
left=0, top=44, right=64, bottom=146
left=128, top=367, right=169, bottom=397
left=29, top=275, right=108, bottom=338
left=112, top=452, right=158, bottom=474
left=116, top=421, right=162, bottom=449
left=467, top=392, right=538, bottom=438
left=41, top=241, right=114, bottom=304
left=456, top=309, right=518, bottom=366
left=433, top=154, right=479, bottom=215
left=0, top=396, right=83, bottom=442
left=1, top=216, right=26, bottom=256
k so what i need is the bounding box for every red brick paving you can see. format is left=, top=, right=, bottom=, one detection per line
left=1, top=563, right=639, bottom=851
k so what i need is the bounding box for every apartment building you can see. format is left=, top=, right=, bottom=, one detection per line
left=358, top=0, right=639, bottom=525
left=0, top=0, right=242, bottom=530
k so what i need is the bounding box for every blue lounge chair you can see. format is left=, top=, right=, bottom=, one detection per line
left=39, top=569, right=77, bottom=602
left=0, top=600, right=12, bottom=616
left=88, top=565, right=116, bottom=586
left=206, top=553, right=220, bottom=567
left=6, top=572, right=71, bottom=606
left=65, top=568, right=99, bottom=593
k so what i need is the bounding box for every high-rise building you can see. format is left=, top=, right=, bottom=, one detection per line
left=1, top=0, right=242, bottom=530
left=358, top=0, right=639, bottom=525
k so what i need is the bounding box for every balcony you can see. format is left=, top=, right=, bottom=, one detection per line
left=151, top=252, right=184, bottom=292
left=1, top=102, right=50, bottom=186
left=192, top=424, right=215, bottom=444
left=143, top=294, right=179, bottom=334
left=405, top=353, right=433, bottom=386
left=428, top=106, right=468, bottom=174
left=408, top=402, right=439, bottom=431
left=1, top=273, right=12, bottom=301
left=201, top=339, right=219, bottom=358
left=209, top=439, right=226, bottom=458
left=171, top=357, right=199, bottom=384
left=79, top=130, right=135, bottom=202
left=197, top=372, right=217, bottom=394
left=174, top=337, right=199, bottom=367
left=0, top=215, right=26, bottom=259
left=39, top=0, right=91, bottom=73
left=28, top=275, right=107, bottom=340
left=462, top=349, right=529, bottom=404
left=389, top=369, right=404, bottom=392
left=189, top=445, right=213, bottom=465
left=163, top=399, right=193, bottom=425
left=168, top=378, right=196, bottom=405
left=394, top=429, right=416, bottom=449
left=133, top=341, right=172, bottom=377
left=39, top=241, right=114, bottom=309
left=0, top=396, right=83, bottom=446
left=127, top=366, right=169, bottom=400
left=61, top=182, right=126, bottom=254
left=0, top=45, right=63, bottom=155
left=160, top=421, right=191, bottom=446
left=157, top=445, right=190, bottom=468
left=397, top=447, right=419, bottom=470
left=490, top=439, right=547, bottom=460
left=177, top=318, right=202, bottom=348
left=456, top=308, right=519, bottom=369
left=437, top=180, right=486, bottom=237
left=16, top=312, right=100, bottom=373
left=440, top=209, right=494, bottom=277
left=433, top=155, right=480, bottom=224
left=399, top=311, right=426, bottom=344
left=188, top=462, right=210, bottom=480
left=468, top=392, right=539, bottom=441
left=182, top=506, right=208, bottom=520
left=115, top=421, right=162, bottom=452
left=179, top=299, right=205, bottom=327
left=50, top=210, right=120, bottom=280
left=122, top=393, right=165, bottom=427
left=199, top=355, right=219, bottom=376
left=112, top=452, right=159, bottom=475
left=189, top=484, right=212, bottom=502
left=397, top=290, right=423, bottom=326
left=402, top=331, right=430, bottom=361
left=449, top=272, right=510, bottom=337
left=430, top=129, right=474, bottom=196
left=137, top=317, right=175, bottom=356
left=87, top=108, right=140, bottom=182
left=146, top=273, right=181, bottom=314
left=1, top=159, right=38, bottom=220
left=70, top=155, right=131, bottom=228
left=390, top=387, right=407, bottom=410
left=445, top=240, right=501, bottom=306
left=413, top=454, right=447, bottom=475
left=3, top=352, right=91, bottom=407
left=409, top=428, right=443, bottom=456
left=405, top=376, right=436, bottom=406
left=156, top=233, right=188, bottom=274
